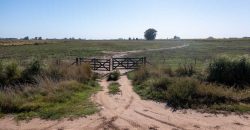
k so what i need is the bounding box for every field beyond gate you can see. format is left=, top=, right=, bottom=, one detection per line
left=73, top=57, right=146, bottom=71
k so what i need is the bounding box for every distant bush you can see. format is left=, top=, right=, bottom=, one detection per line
left=107, top=70, right=120, bottom=81
left=207, top=56, right=250, bottom=88
left=175, top=63, right=196, bottom=77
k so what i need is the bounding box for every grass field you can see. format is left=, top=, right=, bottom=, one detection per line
left=129, top=39, right=250, bottom=69
left=0, top=40, right=184, bottom=61
left=1, top=39, right=250, bottom=116
left=1, top=39, right=249, bottom=69
left=126, top=39, right=250, bottom=112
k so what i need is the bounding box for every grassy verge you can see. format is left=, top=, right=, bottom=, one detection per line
left=0, top=60, right=101, bottom=120
left=128, top=59, right=250, bottom=113
left=0, top=80, right=100, bottom=120
left=108, top=82, right=121, bottom=95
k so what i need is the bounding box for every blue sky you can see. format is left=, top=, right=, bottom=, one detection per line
left=0, top=0, right=250, bottom=39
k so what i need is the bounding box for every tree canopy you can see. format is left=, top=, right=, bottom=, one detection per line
left=144, top=28, right=157, bottom=40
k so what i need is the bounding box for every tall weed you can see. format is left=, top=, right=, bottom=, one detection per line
left=207, top=55, right=250, bottom=88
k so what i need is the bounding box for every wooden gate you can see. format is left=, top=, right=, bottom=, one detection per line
left=74, top=57, right=146, bottom=71
left=112, top=57, right=146, bottom=70
left=75, top=58, right=111, bottom=71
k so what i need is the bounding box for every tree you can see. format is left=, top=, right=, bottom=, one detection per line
left=144, top=28, right=157, bottom=40
left=173, top=36, right=180, bottom=40
left=38, top=37, right=42, bottom=40
left=23, top=36, right=29, bottom=40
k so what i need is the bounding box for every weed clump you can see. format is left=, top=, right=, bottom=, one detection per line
left=207, top=56, right=250, bottom=88
left=176, top=63, right=196, bottom=77
left=21, top=60, right=42, bottom=83
left=108, top=82, right=121, bottom=94
left=107, top=70, right=120, bottom=81
left=0, top=62, right=21, bottom=86
left=166, top=78, right=198, bottom=109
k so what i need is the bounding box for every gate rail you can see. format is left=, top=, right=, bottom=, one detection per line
left=112, top=57, right=146, bottom=70
left=73, top=57, right=146, bottom=71
left=75, top=58, right=111, bottom=71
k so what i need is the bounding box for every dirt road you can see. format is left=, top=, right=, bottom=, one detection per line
left=102, top=44, right=189, bottom=58
left=1, top=75, right=250, bottom=130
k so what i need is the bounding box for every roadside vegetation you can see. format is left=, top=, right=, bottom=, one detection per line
left=128, top=55, right=250, bottom=113
left=0, top=60, right=100, bottom=120
left=108, top=82, right=121, bottom=95
left=107, top=70, right=120, bottom=81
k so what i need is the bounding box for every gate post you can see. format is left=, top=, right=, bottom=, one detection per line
left=109, top=59, right=111, bottom=71
left=76, top=58, right=79, bottom=65
left=93, top=58, right=96, bottom=70
left=143, top=57, right=146, bottom=66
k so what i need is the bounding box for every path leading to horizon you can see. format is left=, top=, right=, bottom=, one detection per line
left=1, top=43, right=250, bottom=130
left=102, top=44, right=189, bottom=58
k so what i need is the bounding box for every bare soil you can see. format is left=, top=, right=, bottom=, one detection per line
left=0, top=75, right=250, bottom=130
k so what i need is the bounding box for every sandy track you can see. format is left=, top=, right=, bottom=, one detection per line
left=84, top=75, right=250, bottom=130
left=1, top=75, right=250, bottom=130
left=102, top=44, right=189, bottom=58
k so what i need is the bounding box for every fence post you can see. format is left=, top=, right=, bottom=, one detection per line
left=76, top=58, right=79, bottom=65
left=93, top=58, right=96, bottom=70
left=143, top=57, right=147, bottom=66
left=109, top=59, right=111, bottom=71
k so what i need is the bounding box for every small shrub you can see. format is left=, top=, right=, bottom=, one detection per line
left=147, top=77, right=171, bottom=101
left=72, top=64, right=92, bottom=82
left=161, top=66, right=174, bottom=77
left=166, top=78, right=198, bottom=109
left=149, top=77, right=171, bottom=91
left=21, top=60, right=42, bottom=83
left=107, top=70, right=120, bottom=81
left=45, top=62, right=65, bottom=80
left=176, top=63, right=196, bottom=77
left=207, top=56, right=250, bottom=88
left=133, top=67, right=149, bottom=84
left=133, top=77, right=171, bottom=101
left=4, top=62, right=21, bottom=85
left=108, top=82, right=120, bottom=94
left=0, top=62, right=4, bottom=86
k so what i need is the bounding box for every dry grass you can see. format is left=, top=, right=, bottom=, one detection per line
left=0, top=60, right=99, bottom=120
left=129, top=64, right=250, bottom=112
